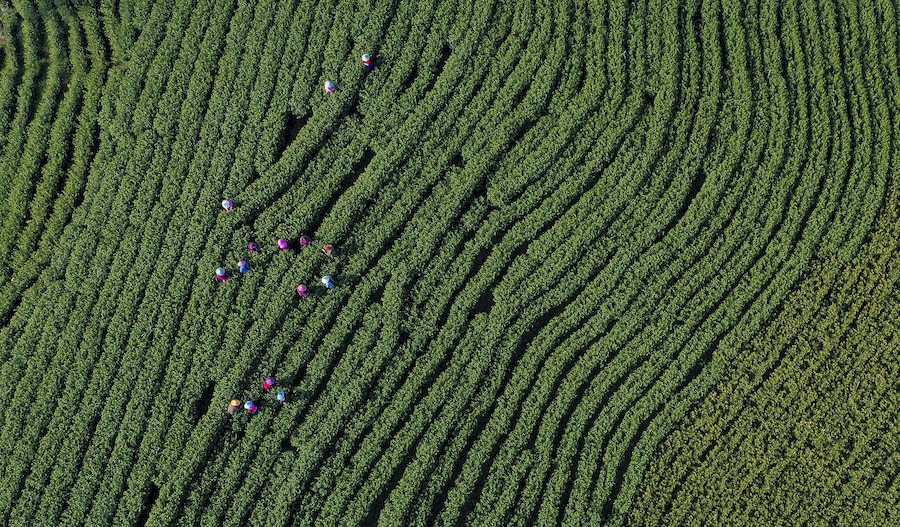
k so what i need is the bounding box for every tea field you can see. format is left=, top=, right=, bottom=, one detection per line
left=1, top=0, right=899, bottom=525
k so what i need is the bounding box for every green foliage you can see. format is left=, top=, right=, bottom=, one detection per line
left=0, top=0, right=898, bottom=525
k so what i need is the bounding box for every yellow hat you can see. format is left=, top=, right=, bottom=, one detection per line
left=230, top=399, right=241, bottom=407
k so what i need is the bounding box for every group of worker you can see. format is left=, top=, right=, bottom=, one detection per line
left=220, top=53, right=376, bottom=416
left=324, top=53, right=376, bottom=95
left=217, top=201, right=337, bottom=291
left=214, top=236, right=335, bottom=285
left=227, top=376, right=287, bottom=415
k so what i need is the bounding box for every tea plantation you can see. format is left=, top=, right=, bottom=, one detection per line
left=0, top=0, right=898, bottom=525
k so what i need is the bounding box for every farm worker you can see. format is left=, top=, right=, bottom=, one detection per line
left=277, top=238, right=290, bottom=250
left=277, top=391, right=287, bottom=404
left=227, top=399, right=242, bottom=415
left=321, top=244, right=334, bottom=257
left=324, top=80, right=336, bottom=94
left=238, top=260, right=250, bottom=274
left=299, top=235, right=312, bottom=247
left=362, top=53, right=375, bottom=71
left=215, top=267, right=228, bottom=282
left=248, top=241, right=260, bottom=253
left=222, top=199, right=234, bottom=212
left=244, top=400, right=259, bottom=415
left=297, top=284, right=309, bottom=297
left=321, top=275, right=335, bottom=289
left=263, top=376, right=277, bottom=391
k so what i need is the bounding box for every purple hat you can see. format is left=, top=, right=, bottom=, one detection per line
left=277, top=238, right=289, bottom=250
left=248, top=241, right=260, bottom=253
left=297, top=284, right=308, bottom=295
left=299, top=235, right=311, bottom=247
left=238, top=260, right=249, bottom=273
